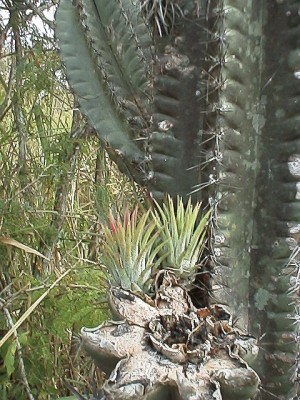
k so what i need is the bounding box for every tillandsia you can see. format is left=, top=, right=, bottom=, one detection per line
left=79, top=196, right=261, bottom=400
left=56, top=0, right=300, bottom=398
left=101, top=197, right=209, bottom=293
left=152, top=195, right=210, bottom=283
left=100, top=207, right=167, bottom=295
left=140, top=0, right=184, bottom=36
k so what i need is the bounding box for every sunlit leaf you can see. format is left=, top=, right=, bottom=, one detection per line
left=0, top=236, right=49, bottom=260
left=4, top=340, right=17, bottom=378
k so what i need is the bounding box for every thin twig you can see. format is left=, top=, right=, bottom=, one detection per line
left=0, top=63, right=14, bottom=121
left=3, top=305, right=35, bottom=400
left=23, top=0, right=55, bottom=30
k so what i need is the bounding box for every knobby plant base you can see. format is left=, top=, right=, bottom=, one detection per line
left=80, top=275, right=260, bottom=400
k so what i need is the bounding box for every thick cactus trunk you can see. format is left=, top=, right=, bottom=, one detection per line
left=56, top=0, right=300, bottom=398
left=250, top=2, right=300, bottom=397
left=207, top=2, right=300, bottom=397
left=207, top=0, right=264, bottom=330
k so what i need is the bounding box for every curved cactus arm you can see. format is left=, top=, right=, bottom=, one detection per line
left=92, top=0, right=153, bottom=94
left=77, top=0, right=153, bottom=133
left=55, top=0, right=148, bottom=184
left=56, top=0, right=216, bottom=200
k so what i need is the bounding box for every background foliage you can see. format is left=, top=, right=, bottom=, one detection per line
left=0, top=1, right=141, bottom=398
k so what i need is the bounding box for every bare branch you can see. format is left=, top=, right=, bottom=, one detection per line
left=23, top=0, right=55, bottom=31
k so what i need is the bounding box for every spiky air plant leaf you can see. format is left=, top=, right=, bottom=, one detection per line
left=101, top=207, right=168, bottom=295
left=152, top=195, right=210, bottom=282
left=140, top=0, right=183, bottom=36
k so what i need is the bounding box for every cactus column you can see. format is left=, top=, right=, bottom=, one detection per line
left=208, top=1, right=300, bottom=397
left=208, top=0, right=265, bottom=331
left=249, top=2, right=300, bottom=397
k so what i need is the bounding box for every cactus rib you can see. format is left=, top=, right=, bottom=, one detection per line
left=248, top=2, right=300, bottom=397
left=55, top=0, right=149, bottom=184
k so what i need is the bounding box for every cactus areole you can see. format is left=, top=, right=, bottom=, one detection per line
left=56, top=0, right=300, bottom=399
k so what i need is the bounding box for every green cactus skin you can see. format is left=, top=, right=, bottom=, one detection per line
left=76, top=0, right=152, bottom=129
left=148, top=0, right=208, bottom=200
left=207, top=0, right=264, bottom=336
left=56, top=0, right=300, bottom=398
left=55, top=0, right=151, bottom=185
left=206, top=1, right=300, bottom=397
left=149, top=49, right=200, bottom=200
left=249, top=2, right=300, bottom=397
left=56, top=0, right=211, bottom=202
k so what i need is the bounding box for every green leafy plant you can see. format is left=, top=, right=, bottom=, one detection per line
left=152, top=195, right=210, bottom=282
left=101, top=207, right=166, bottom=295
left=0, top=0, right=160, bottom=398
left=101, top=197, right=209, bottom=293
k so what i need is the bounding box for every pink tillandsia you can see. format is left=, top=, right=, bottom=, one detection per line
left=101, top=205, right=167, bottom=296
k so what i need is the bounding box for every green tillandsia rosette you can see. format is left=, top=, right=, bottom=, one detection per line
left=152, top=195, right=210, bottom=285
left=101, top=206, right=168, bottom=296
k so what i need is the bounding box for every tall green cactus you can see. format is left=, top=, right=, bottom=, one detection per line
left=56, top=0, right=300, bottom=398
left=207, top=2, right=300, bottom=397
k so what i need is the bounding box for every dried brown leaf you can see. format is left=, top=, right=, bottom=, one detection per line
left=0, top=236, right=49, bottom=260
